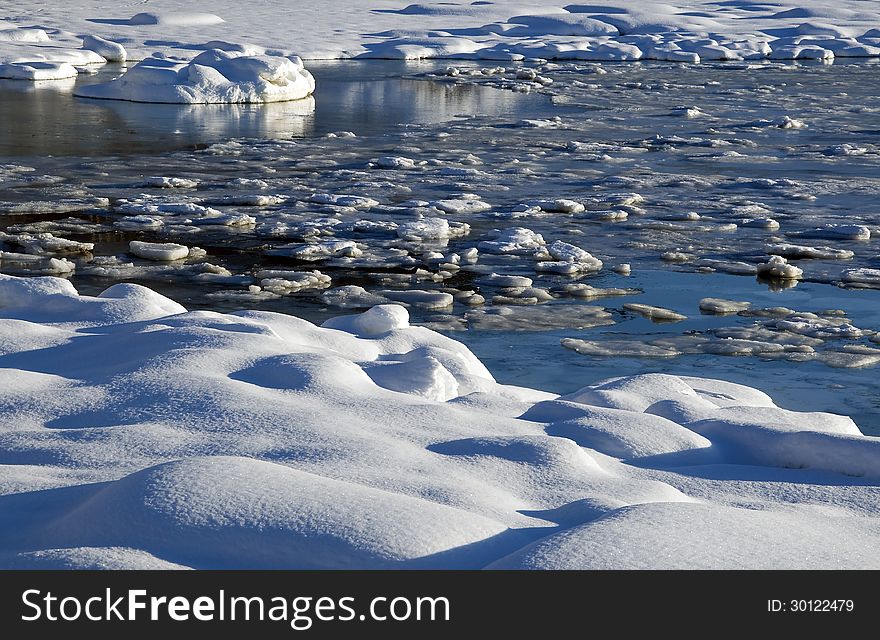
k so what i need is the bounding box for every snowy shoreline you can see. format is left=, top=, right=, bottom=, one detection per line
left=0, top=274, right=877, bottom=569
left=2, top=2, right=880, bottom=101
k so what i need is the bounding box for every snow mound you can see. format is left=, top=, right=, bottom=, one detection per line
left=503, top=14, right=620, bottom=37
left=74, top=50, right=315, bottom=104
left=81, top=35, right=126, bottom=62
left=0, top=274, right=185, bottom=325
left=322, top=304, right=411, bottom=336
left=129, top=12, right=225, bottom=27
left=25, top=457, right=505, bottom=569
left=490, top=502, right=880, bottom=569
left=0, top=28, right=49, bottom=43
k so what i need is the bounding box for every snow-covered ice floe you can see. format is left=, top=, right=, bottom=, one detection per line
left=75, top=50, right=315, bottom=104
left=0, top=274, right=877, bottom=570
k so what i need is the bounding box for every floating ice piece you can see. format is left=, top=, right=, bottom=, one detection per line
left=206, top=286, right=281, bottom=302
left=841, top=268, right=880, bottom=285
left=271, top=240, right=362, bottom=261
left=129, top=241, right=190, bottom=262
left=319, top=286, right=392, bottom=309
left=432, top=199, right=492, bottom=215
left=535, top=240, right=602, bottom=274
left=525, top=199, right=585, bottom=214
left=562, top=338, right=680, bottom=358
left=0, top=197, right=109, bottom=215
left=397, top=218, right=470, bottom=241
left=75, top=50, right=315, bottom=104
left=561, top=284, right=637, bottom=300
left=623, top=303, right=686, bottom=322
left=699, top=298, right=751, bottom=314
left=466, top=304, right=613, bottom=331
left=660, top=251, right=693, bottom=263
left=774, top=115, right=808, bottom=129
left=138, top=177, right=199, bottom=189
left=476, top=273, right=533, bottom=288
left=378, top=290, right=454, bottom=310
left=0, top=252, right=75, bottom=275
left=478, top=228, right=545, bottom=255
left=741, top=217, right=780, bottom=230
left=374, top=156, right=420, bottom=169
left=516, top=117, right=563, bottom=128
left=696, top=259, right=758, bottom=276
left=2, top=232, right=93, bottom=256
left=258, top=271, right=332, bottom=294
left=766, top=243, right=854, bottom=260
left=671, top=106, right=703, bottom=118
left=309, top=193, right=379, bottom=209
left=798, top=224, right=871, bottom=241
left=757, top=255, right=803, bottom=280
left=203, top=194, right=284, bottom=207
left=81, top=35, right=127, bottom=63
left=824, top=144, right=868, bottom=156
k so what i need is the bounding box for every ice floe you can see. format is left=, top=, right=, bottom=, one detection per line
left=75, top=51, right=315, bottom=104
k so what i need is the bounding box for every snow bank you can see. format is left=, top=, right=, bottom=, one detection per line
left=0, top=275, right=876, bottom=569
left=5, top=1, right=880, bottom=72
left=75, top=50, right=315, bottom=104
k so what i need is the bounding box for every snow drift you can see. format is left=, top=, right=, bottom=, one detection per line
left=0, top=274, right=877, bottom=569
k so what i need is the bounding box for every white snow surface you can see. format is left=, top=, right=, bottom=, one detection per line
left=0, top=275, right=877, bottom=570
left=3, top=1, right=880, bottom=73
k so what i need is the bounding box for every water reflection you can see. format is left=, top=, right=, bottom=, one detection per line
left=0, top=61, right=545, bottom=157
left=87, top=96, right=317, bottom=142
